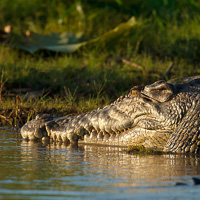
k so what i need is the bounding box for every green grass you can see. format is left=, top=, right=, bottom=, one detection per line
left=0, top=0, right=200, bottom=126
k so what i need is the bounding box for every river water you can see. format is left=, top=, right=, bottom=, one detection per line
left=1, top=128, right=200, bottom=200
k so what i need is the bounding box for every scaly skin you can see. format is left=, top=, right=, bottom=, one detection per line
left=21, top=76, right=200, bottom=153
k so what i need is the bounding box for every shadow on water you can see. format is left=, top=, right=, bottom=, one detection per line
left=1, top=129, right=200, bottom=199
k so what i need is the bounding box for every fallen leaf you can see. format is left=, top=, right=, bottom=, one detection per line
left=0, top=17, right=137, bottom=53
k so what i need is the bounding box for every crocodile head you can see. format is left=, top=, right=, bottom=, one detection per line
left=21, top=76, right=200, bottom=153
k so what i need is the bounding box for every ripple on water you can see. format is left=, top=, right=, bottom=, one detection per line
left=0, top=129, right=200, bottom=200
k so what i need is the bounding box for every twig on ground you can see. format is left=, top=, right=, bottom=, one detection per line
left=0, top=114, right=12, bottom=126
left=162, top=62, right=174, bottom=80
left=118, top=58, right=145, bottom=71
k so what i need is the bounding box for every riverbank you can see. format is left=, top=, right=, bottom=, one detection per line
left=1, top=48, right=198, bottom=127
left=1, top=1, right=200, bottom=127
left=0, top=90, right=112, bottom=127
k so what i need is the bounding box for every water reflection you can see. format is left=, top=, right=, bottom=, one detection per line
left=20, top=140, right=200, bottom=188
left=1, top=131, right=200, bottom=199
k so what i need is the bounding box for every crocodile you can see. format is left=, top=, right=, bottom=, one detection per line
left=21, top=75, right=200, bottom=153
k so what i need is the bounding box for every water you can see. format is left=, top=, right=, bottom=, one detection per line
left=1, top=128, right=200, bottom=200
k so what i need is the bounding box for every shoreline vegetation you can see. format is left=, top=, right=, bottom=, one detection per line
left=1, top=0, right=200, bottom=127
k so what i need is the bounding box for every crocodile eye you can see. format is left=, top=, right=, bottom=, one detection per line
left=129, top=85, right=144, bottom=96
left=130, top=89, right=138, bottom=96
left=154, top=80, right=165, bottom=84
